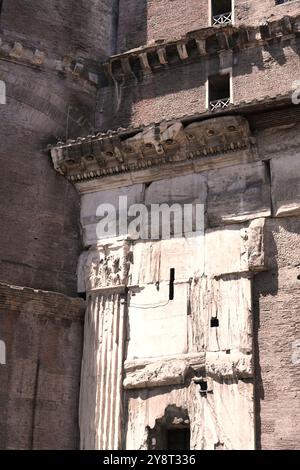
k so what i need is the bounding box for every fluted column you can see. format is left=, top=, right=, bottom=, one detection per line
left=78, top=240, right=131, bottom=449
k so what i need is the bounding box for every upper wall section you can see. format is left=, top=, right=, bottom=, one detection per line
left=236, top=0, right=300, bottom=27
left=100, top=15, right=300, bottom=130
left=0, top=0, right=118, bottom=60
left=117, top=0, right=209, bottom=52
left=117, top=0, right=300, bottom=52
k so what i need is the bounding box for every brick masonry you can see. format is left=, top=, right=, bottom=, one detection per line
left=0, top=283, right=85, bottom=449
left=253, top=217, right=300, bottom=449
left=0, top=1, right=118, bottom=294
left=117, top=0, right=300, bottom=51
left=99, top=35, right=300, bottom=130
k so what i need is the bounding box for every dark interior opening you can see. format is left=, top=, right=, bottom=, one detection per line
left=167, top=428, right=191, bottom=450
left=147, top=405, right=190, bottom=450
left=169, top=268, right=175, bottom=301
left=212, top=0, right=232, bottom=17
left=210, top=317, right=219, bottom=327
left=209, top=73, right=230, bottom=103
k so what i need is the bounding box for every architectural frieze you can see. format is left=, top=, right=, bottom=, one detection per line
left=50, top=115, right=257, bottom=188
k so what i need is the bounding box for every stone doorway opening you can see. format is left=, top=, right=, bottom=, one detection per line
left=147, top=405, right=190, bottom=450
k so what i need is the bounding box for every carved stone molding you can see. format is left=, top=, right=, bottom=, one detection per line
left=78, top=240, right=132, bottom=293
left=51, top=115, right=257, bottom=189
left=123, top=351, right=253, bottom=390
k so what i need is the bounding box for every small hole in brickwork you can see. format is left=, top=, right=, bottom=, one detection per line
left=297, top=275, right=300, bottom=280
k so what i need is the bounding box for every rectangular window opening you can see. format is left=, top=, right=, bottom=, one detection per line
left=211, top=0, right=233, bottom=26
left=169, top=268, right=175, bottom=301
left=208, top=73, right=231, bottom=111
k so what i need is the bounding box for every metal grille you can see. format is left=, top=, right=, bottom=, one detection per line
left=212, top=12, right=232, bottom=26
left=210, top=98, right=231, bottom=111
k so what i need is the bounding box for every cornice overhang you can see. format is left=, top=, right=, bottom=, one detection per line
left=50, top=113, right=258, bottom=192
left=49, top=93, right=293, bottom=193
left=0, top=34, right=100, bottom=87
left=104, top=14, right=300, bottom=82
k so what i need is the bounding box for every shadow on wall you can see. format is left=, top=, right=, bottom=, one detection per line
left=252, top=218, right=300, bottom=449
left=117, top=0, right=148, bottom=53
left=252, top=230, right=277, bottom=450
left=1, top=0, right=118, bottom=59
left=99, top=29, right=300, bottom=131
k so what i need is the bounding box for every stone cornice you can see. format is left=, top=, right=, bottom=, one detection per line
left=104, top=14, right=300, bottom=81
left=123, top=351, right=253, bottom=389
left=50, top=114, right=258, bottom=191
left=0, top=34, right=100, bottom=88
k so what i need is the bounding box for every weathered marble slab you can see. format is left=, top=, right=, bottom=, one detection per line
left=191, top=275, right=252, bottom=353
left=125, top=378, right=254, bottom=450
left=271, top=153, right=300, bottom=217
left=205, top=218, right=266, bottom=277
left=80, top=184, right=144, bottom=246
left=207, top=162, right=271, bottom=226
left=130, top=235, right=205, bottom=286
left=126, top=282, right=189, bottom=360
left=144, top=173, right=207, bottom=205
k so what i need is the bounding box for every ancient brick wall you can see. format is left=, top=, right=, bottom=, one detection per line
left=117, top=0, right=209, bottom=52
left=253, top=218, right=300, bottom=449
left=0, top=61, right=93, bottom=294
left=117, top=0, right=300, bottom=53
left=0, top=1, right=118, bottom=294
left=1, top=0, right=118, bottom=60
left=235, top=0, right=300, bottom=26
left=0, top=283, right=85, bottom=449
left=99, top=34, right=300, bottom=131
left=0, top=0, right=117, bottom=450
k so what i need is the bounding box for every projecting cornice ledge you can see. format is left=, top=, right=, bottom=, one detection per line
left=50, top=115, right=257, bottom=192
left=104, top=14, right=300, bottom=81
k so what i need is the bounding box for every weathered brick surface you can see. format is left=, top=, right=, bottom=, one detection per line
left=117, top=0, right=208, bottom=52
left=0, top=1, right=118, bottom=294
left=1, top=0, right=118, bottom=60
left=100, top=37, right=300, bottom=130
left=235, top=0, right=300, bottom=27
left=0, top=62, right=94, bottom=294
left=254, top=217, right=300, bottom=449
left=117, top=1, right=300, bottom=53
left=100, top=60, right=207, bottom=129
left=0, top=283, right=84, bottom=449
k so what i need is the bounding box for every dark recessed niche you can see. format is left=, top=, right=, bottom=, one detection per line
left=169, top=268, right=175, bottom=301
left=210, top=317, right=219, bottom=327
